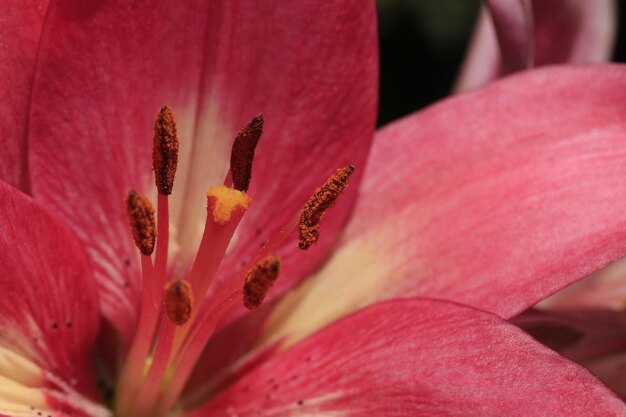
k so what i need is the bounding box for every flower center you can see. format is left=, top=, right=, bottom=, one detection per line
left=112, top=107, right=353, bottom=417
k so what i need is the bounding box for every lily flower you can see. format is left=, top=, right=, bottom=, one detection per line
left=1, top=1, right=626, bottom=417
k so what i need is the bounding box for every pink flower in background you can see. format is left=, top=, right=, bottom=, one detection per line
left=456, top=0, right=616, bottom=90
left=1, top=1, right=625, bottom=416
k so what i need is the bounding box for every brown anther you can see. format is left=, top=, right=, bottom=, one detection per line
left=298, top=165, right=354, bottom=250
left=153, top=105, right=179, bottom=195
left=163, top=279, right=193, bottom=326
left=125, top=189, right=156, bottom=256
left=243, top=255, right=281, bottom=310
left=230, top=114, right=264, bottom=192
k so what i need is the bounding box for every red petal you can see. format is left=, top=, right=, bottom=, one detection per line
left=0, top=181, right=100, bottom=403
left=456, top=0, right=616, bottom=91
left=187, top=299, right=625, bottom=416
left=264, top=64, right=626, bottom=344
left=26, top=1, right=377, bottom=346
left=0, top=0, right=49, bottom=190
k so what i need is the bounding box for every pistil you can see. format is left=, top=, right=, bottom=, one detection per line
left=165, top=185, right=252, bottom=372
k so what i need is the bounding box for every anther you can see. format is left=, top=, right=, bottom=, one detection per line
left=298, top=165, right=354, bottom=249
left=230, top=114, right=264, bottom=192
left=243, top=256, right=281, bottom=310
left=153, top=105, right=179, bottom=195
left=125, top=189, right=157, bottom=256
left=163, top=279, right=193, bottom=326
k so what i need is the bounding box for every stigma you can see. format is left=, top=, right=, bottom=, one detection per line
left=207, top=184, right=251, bottom=225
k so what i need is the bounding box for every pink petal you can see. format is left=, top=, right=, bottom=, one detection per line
left=0, top=180, right=101, bottom=404
left=455, top=0, right=616, bottom=91
left=187, top=299, right=625, bottom=416
left=514, top=308, right=626, bottom=399
left=346, top=64, right=626, bottom=316
left=26, top=1, right=377, bottom=346
left=0, top=0, right=49, bottom=190
left=263, top=64, right=626, bottom=344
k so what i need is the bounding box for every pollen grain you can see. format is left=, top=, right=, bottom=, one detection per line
left=243, top=256, right=281, bottom=310
left=153, top=105, right=179, bottom=195
left=230, top=114, right=264, bottom=192
left=125, top=189, right=156, bottom=256
left=163, top=279, right=193, bottom=326
left=298, top=165, right=354, bottom=250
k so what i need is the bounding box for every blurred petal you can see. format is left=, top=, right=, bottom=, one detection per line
left=533, top=0, right=616, bottom=65
left=27, top=0, right=377, bottom=346
left=264, top=64, right=626, bottom=345
left=454, top=7, right=500, bottom=92
left=188, top=299, right=625, bottom=417
left=515, top=308, right=626, bottom=361
left=485, top=0, right=533, bottom=74
left=583, top=352, right=626, bottom=400
left=0, top=0, right=49, bottom=190
left=515, top=308, right=626, bottom=399
left=0, top=181, right=101, bottom=414
left=455, top=0, right=616, bottom=91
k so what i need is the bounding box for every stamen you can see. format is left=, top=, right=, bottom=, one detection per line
left=125, top=189, right=156, bottom=256
left=243, top=255, right=281, bottom=310
left=207, top=185, right=251, bottom=225
left=163, top=279, right=193, bottom=326
left=298, top=165, right=354, bottom=249
left=153, top=105, right=179, bottom=195
left=230, top=114, right=264, bottom=192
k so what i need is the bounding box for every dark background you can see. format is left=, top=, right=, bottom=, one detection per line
left=377, top=0, right=626, bottom=126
